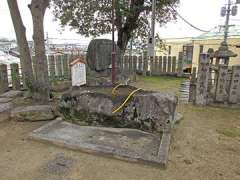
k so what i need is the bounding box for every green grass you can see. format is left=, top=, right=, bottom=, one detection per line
left=217, top=128, right=240, bottom=138
left=133, top=75, right=187, bottom=94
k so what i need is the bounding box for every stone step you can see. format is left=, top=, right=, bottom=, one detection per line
left=180, top=90, right=190, bottom=93
left=11, top=105, right=56, bottom=122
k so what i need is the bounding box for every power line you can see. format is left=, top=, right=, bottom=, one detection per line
left=169, top=6, right=213, bottom=33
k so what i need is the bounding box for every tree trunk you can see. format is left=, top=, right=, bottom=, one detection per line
left=7, top=0, right=35, bottom=93
left=116, top=0, right=144, bottom=54
left=117, top=28, right=131, bottom=54
left=29, top=0, right=50, bottom=102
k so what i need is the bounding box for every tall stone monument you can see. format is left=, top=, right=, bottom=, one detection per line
left=86, top=39, right=122, bottom=86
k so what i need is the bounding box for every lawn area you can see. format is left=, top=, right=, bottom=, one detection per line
left=132, top=75, right=188, bottom=94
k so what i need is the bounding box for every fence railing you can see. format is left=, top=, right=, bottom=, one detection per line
left=189, top=53, right=240, bottom=105
left=0, top=52, right=80, bottom=93
left=1, top=53, right=186, bottom=93
left=121, top=55, right=183, bottom=77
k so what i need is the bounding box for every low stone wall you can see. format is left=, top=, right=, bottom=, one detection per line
left=58, top=86, right=178, bottom=133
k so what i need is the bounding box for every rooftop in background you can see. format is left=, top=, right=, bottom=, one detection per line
left=0, top=50, right=19, bottom=65
left=193, top=25, right=240, bottom=40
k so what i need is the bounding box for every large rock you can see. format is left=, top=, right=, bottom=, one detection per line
left=11, top=105, right=56, bottom=122
left=59, top=88, right=178, bottom=133
left=51, top=81, right=71, bottom=92
left=0, top=90, right=23, bottom=98
left=0, top=98, right=12, bottom=103
left=0, top=103, right=12, bottom=122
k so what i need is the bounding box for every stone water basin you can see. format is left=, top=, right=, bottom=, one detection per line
left=59, top=85, right=178, bottom=134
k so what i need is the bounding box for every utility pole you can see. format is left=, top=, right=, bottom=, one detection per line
left=221, top=0, right=240, bottom=44
left=112, top=0, right=116, bottom=85
left=215, top=0, right=239, bottom=65
left=223, top=0, right=232, bottom=44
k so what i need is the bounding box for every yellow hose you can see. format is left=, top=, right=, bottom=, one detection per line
left=111, top=84, right=124, bottom=96
left=112, top=88, right=142, bottom=114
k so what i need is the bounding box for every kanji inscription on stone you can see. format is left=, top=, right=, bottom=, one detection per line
left=196, top=54, right=210, bottom=105
left=229, top=65, right=240, bottom=103
left=215, top=65, right=228, bottom=102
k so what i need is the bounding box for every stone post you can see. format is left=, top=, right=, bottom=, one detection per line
left=10, top=63, right=21, bottom=90
left=177, top=52, right=184, bottom=77
left=229, top=65, right=240, bottom=103
left=62, top=54, right=70, bottom=79
left=189, top=67, right=197, bottom=103
left=196, top=54, right=210, bottom=105
left=32, top=56, right=37, bottom=77
left=0, top=64, right=8, bottom=93
left=167, top=56, right=172, bottom=74
left=150, top=56, right=154, bottom=76
left=172, top=56, right=177, bottom=73
left=163, top=56, right=167, bottom=74
left=215, top=65, right=228, bottom=103
left=143, top=52, right=148, bottom=76
left=158, top=56, right=163, bottom=75
left=48, top=55, right=55, bottom=80
left=56, top=55, right=63, bottom=78
left=154, top=56, right=159, bottom=76
left=133, top=56, right=137, bottom=81
left=123, top=56, right=129, bottom=73
left=129, top=56, right=133, bottom=75
left=138, top=56, right=143, bottom=74
left=120, top=55, right=124, bottom=73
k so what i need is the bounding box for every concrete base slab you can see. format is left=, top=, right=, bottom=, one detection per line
left=30, top=119, right=171, bottom=168
left=11, top=105, right=56, bottom=122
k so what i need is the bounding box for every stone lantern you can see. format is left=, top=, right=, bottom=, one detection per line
left=214, top=42, right=237, bottom=66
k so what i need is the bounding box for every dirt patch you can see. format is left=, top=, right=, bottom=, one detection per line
left=42, top=153, right=74, bottom=175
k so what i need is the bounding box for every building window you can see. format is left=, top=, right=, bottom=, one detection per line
left=200, top=45, right=204, bottom=54
left=183, top=45, right=193, bottom=64
left=168, top=46, right=171, bottom=55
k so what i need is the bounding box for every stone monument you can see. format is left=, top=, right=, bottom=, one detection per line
left=86, top=39, right=122, bottom=86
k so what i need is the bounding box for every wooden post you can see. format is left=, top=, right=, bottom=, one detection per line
left=10, top=63, right=21, bottom=90
left=0, top=64, right=9, bottom=93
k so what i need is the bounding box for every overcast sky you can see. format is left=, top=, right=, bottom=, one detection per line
left=0, top=0, right=240, bottom=43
